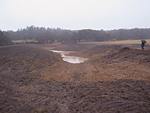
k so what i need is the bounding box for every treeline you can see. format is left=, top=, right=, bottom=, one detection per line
left=3, top=26, right=150, bottom=44
left=0, top=31, right=12, bottom=46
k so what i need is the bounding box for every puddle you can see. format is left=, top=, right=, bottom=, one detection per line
left=50, top=50, right=88, bottom=64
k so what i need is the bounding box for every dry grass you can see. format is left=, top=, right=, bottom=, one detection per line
left=79, top=39, right=150, bottom=45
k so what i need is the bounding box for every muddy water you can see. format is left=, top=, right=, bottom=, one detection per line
left=50, top=50, right=88, bottom=64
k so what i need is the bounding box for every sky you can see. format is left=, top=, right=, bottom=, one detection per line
left=0, top=0, right=150, bottom=31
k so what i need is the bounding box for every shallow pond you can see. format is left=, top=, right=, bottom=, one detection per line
left=50, top=50, right=88, bottom=64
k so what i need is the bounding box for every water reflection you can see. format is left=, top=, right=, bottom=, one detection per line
left=50, top=50, right=88, bottom=64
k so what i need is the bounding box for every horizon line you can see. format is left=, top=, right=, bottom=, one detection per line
left=1, top=26, right=150, bottom=32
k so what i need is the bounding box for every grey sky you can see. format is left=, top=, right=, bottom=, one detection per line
left=0, top=0, right=150, bottom=31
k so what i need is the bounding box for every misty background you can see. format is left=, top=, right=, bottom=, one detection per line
left=1, top=0, right=150, bottom=31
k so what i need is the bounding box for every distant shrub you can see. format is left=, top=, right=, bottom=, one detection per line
left=0, top=31, right=12, bottom=45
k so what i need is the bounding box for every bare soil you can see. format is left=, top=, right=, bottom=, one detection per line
left=0, top=44, right=150, bottom=113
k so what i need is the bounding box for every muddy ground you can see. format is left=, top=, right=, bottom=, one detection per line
left=0, top=44, right=150, bottom=113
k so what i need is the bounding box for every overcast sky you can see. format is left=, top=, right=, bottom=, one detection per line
left=0, top=0, right=150, bottom=31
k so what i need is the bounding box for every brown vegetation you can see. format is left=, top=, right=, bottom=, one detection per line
left=0, top=44, right=150, bottom=113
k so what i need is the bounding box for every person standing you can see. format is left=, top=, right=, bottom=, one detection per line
left=141, top=40, right=147, bottom=50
